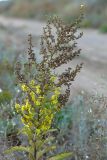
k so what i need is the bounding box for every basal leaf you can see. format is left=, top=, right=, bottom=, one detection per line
left=37, top=145, right=56, bottom=159
left=4, top=146, right=31, bottom=154
left=37, top=136, right=55, bottom=149
left=48, top=152, right=73, bottom=160
left=43, top=128, right=57, bottom=135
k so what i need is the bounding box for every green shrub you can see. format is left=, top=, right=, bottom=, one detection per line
left=0, top=100, right=21, bottom=148
left=0, top=90, right=12, bottom=104
left=81, top=19, right=92, bottom=28
left=3, top=0, right=106, bottom=29
left=100, top=23, right=107, bottom=33
left=0, top=100, right=16, bottom=119
left=0, top=118, right=18, bottom=137
left=54, top=95, right=107, bottom=160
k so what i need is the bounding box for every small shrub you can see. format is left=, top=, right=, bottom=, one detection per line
left=100, top=23, right=107, bottom=33
left=0, top=90, right=12, bottom=104
left=0, top=100, right=21, bottom=148
left=81, top=19, right=92, bottom=28
left=54, top=94, right=107, bottom=160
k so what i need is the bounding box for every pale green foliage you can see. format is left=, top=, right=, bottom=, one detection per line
left=54, top=95, right=107, bottom=159
left=0, top=100, right=19, bottom=138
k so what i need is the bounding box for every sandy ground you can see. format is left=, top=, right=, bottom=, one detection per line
left=0, top=16, right=107, bottom=98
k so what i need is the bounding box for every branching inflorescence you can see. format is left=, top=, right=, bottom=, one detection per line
left=15, top=14, right=83, bottom=107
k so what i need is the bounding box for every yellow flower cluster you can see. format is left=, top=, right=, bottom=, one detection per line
left=15, top=99, right=34, bottom=128
left=15, top=77, right=61, bottom=136
left=21, top=84, right=29, bottom=92
left=36, top=108, right=54, bottom=135
left=35, top=85, right=41, bottom=94
left=15, top=103, right=20, bottom=112
left=30, top=91, right=41, bottom=106
left=51, top=87, right=60, bottom=105
left=21, top=81, right=41, bottom=94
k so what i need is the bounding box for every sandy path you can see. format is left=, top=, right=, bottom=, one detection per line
left=0, top=16, right=107, bottom=98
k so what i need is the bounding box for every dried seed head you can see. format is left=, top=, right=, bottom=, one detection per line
left=15, top=14, right=83, bottom=106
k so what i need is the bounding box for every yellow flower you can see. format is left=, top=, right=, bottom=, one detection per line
left=35, top=85, right=41, bottom=94
left=35, top=100, right=41, bottom=106
left=21, top=117, right=27, bottom=124
left=38, top=96, right=44, bottom=99
left=45, top=115, right=50, bottom=121
left=30, top=91, right=35, bottom=102
left=50, top=76, right=56, bottom=82
left=54, top=90, right=60, bottom=95
left=25, top=99, right=31, bottom=109
left=29, top=111, right=34, bottom=119
left=39, top=108, right=47, bottom=117
left=21, top=84, right=28, bottom=92
left=30, top=80, right=35, bottom=86
left=51, top=95, right=57, bottom=100
left=40, top=124, right=48, bottom=131
left=23, top=114, right=34, bottom=123
left=52, top=100, right=58, bottom=105
left=28, top=122, right=33, bottom=127
left=21, top=105, right=26, bottom=112
left=15, top=103, right=20, bottom=112
left=18, top=76, right=61, bottom=137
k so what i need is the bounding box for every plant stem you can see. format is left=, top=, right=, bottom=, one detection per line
left=34, top=145, right=37, bottom=160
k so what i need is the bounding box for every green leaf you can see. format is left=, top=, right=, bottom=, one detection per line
left=43, top=136, right=55, bottom=144
left=43, top=128, right=57, bottom=135
left=48, top=152, right=73, bottom=160
left=18, top=126, right=32, bottom=139
left=37, top=145, right=56, bottom=159
left=37, top=136, right=55, bottom=149
left=4, top=146, right=32, bottom=154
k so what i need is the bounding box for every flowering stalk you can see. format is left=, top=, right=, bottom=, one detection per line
left=15, top=77, right=61, bottom=159
left=5, top=13, right=83, bottom=159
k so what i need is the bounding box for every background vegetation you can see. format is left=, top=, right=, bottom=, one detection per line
left=1, top=0, right=107, bottom=30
